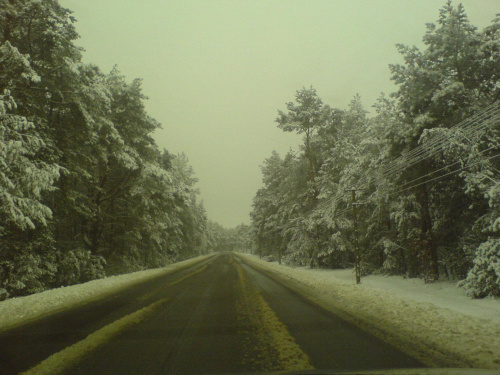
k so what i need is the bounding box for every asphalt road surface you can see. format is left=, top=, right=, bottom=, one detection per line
left=0, top=253, right=423, bottom=374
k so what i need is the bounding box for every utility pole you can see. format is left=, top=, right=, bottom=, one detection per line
left=345, top=188, right=364, bottom=284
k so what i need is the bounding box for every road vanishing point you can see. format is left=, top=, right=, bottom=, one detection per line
left=0, top=253, right=423, bottom=374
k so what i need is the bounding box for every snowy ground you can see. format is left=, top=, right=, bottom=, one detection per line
left=0, top=254, right=213, bottom=332
left=237, top=253, right=500, bottom=370
left=274, top=264, right=499, bottom=324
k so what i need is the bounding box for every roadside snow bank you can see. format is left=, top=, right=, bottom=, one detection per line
left=0, top=254, right=213, bottom=332
left=237, top=253, right=500, bottom=370
left=271, top=266, right=500, bottom=325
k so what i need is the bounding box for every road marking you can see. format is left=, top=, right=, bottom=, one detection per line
left=169, top=264, right=207, bottom=286
left=234, top=260, right=314, bottom=372
left=21, top=298, right=169, bottom=375
left=137, top=264, right=208, bottom=302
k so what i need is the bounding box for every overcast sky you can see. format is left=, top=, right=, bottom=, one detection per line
left=59, top=0, right=499, bottom=228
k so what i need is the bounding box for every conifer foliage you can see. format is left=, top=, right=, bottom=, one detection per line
left=0, top=0, right=210, bottom=296
left=251, top=1, right=500, bottom=297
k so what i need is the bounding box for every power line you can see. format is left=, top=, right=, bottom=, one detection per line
left=321, top=150, right=500, bottom=219
left=382, top=102, right=499, bottom=171
left=378, top=102, right=500, bottom=179
left=321, top=103, right=500, bottom=218
left=381, top=110, right=499, bottom=177
left=391, top=152, right=500, bottom=196
left=394, top=145, right=499, bottom=191
left=378, top=118, right=497, bottom=179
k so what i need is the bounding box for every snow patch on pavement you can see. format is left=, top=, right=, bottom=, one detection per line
left=0, top=254, right=213, bottom=332
left=22, top=298, right=169, bottom=375
left=237, top=253, right=500, bottom=370
left=234, top=258, right=313, bottom=371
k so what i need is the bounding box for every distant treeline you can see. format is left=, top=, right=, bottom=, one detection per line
left=249, top=2, right=500, bottom=298
left=0, top=0, right=228, bottom=297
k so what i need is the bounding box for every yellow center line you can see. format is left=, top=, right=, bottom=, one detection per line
left=234, top=260, right=314, bottom=372
left=137, top=263, right=209, bottom=302
left=22, top=298, right=169, bottom=375
left=169, top=264, right=207, bottom=287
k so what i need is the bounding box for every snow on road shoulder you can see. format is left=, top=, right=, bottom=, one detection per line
left=237, top=253, right=500, bottom=370
left=269, top=265, right=500, bottom=325
left=0, top=254, right=213, bottom=332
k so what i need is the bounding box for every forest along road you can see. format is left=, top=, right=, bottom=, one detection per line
left=1, top=253, right=423, bottom=375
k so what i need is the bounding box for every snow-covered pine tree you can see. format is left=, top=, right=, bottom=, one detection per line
left=459, top=238, right=500, bottom=298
